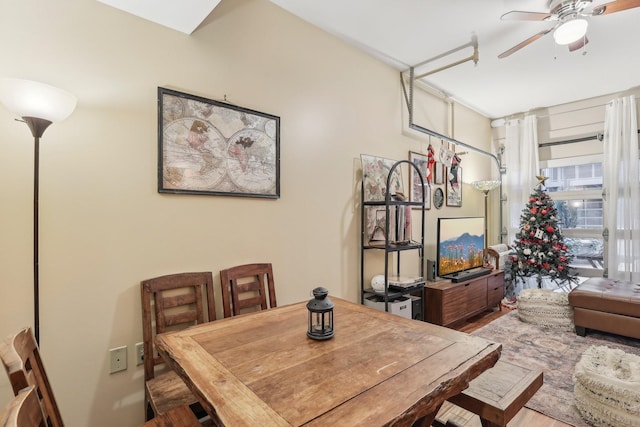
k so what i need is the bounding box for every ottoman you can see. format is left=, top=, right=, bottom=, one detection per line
left=517, top=288, right=573, bottom=331
left=568, top=277, right=640, bottom=339
left=573, top=345, right=640, bottom=427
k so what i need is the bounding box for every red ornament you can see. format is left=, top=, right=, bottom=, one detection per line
left=560, top=256, right=567, bottom=262
left=542, top=262, right=551, bottom=270
left=530, top=208, right=538, bottom=214
left=558, top=266, right=564, bottom=271
left=530, top=197, right=537, bottom=203
left=546, top=226, right=555, bottom=233
left=530, top=231, right=535, bottom=237
left=541, top=209, right=548, bottom=215
left=562, top=245, right=567, bottom=250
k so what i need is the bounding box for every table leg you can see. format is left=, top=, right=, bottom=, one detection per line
left=411, top=403, right=443, bottom=427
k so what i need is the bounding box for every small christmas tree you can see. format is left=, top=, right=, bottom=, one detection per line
left=505, top=176, right=578, bottom=297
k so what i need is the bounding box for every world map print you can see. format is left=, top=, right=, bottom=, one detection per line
left=159, top=88, right=280, bottom=198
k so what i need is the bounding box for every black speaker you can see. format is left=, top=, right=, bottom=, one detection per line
left=426, top=259, right=436, bottom=281
left=411, top=296, right=422, bottom=321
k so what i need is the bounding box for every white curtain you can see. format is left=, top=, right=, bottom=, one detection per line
left=603, top=95, right=640, bottom=282
left=504, top=115, right=540, bottom=245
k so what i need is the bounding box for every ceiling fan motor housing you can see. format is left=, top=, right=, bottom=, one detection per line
left=548, top=0, right=592, bottom=18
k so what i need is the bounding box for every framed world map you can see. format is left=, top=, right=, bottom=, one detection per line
left=158, top=87, right=280, bottom=198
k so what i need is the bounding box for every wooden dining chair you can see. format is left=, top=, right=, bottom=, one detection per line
left=0, top=327, right=64, bottom=427
left=141, top=272, right=216, bottom=421
left=139, top=404, right=204, bottom=427
left=219, top=263, right=277, bottom=318
left=0, top=385, right=46, bottom=427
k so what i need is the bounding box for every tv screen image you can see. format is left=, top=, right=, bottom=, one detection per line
left=437, top=217, right=485, bottom=278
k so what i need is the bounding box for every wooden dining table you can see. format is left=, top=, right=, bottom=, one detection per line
left=155, top=297, right=501, bottom=427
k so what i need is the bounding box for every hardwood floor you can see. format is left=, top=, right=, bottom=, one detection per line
left=434, top=308, right=573, bottom=427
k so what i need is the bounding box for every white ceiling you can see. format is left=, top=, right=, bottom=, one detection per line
left=96, top=0, right=221, bottom=35
left=98, top=0, right=640, bottom=119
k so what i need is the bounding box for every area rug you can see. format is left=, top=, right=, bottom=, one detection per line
left=471, top=310, right=640, bottom=426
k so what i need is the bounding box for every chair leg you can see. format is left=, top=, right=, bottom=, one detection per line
left=189, top=402, right=208, bottom=419
left=146, top=400, right=155, bottom=421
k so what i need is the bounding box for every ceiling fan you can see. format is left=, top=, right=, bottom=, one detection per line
left=498, top=0, right=640, bottom=58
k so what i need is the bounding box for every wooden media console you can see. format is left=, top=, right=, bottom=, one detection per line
left=425, top=270, right=505, bottom=327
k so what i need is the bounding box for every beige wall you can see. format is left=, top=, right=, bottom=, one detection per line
left=0, top=1, right=492, bottom=425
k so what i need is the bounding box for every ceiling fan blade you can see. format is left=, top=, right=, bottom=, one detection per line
left=591, top=0, right=640, bottom=15
left=568, top=36, right=589, bottom=51
left=498, top=28, right=554, bottom=59
left=500, top=10, right=553, bottom=21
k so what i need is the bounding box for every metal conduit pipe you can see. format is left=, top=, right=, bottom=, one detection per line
left=400, top=66, right=505, bottom=243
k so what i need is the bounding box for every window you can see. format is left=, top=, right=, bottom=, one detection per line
left=541, top=155, right=604, bottom=275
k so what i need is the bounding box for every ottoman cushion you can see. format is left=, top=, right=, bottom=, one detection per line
left=568, top=277, right=640, bottom=317
left=517, top=288, right=573, bottom=330
left=573, top=345, right=640, bottom=427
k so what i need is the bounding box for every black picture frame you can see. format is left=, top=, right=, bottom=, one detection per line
left=446, top=166, right=462, bottom=207
left=408, top=151, right=431, bottom=210
left=158, top=87, right=280, bottom=198
left=434, top=162, right=445, bottom=185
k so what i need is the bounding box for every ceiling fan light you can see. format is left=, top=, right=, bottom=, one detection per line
left=553, top=18, right=588, bottom=45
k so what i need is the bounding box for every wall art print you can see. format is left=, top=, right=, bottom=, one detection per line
left=434, top=162, right=445, bottom=185
left=158, top=87, right=280, bottom=198
left=408, top=151, right=431, bottom=209
left=446, top=165, right=462, bottom=207
left=361, top=154, right=404, bottom=202
left=366, top=206, right=394, bottom=243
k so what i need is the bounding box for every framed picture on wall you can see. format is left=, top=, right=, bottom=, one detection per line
left=361, top=154, right=404, bottom=202
left=408, top=151, right=431, bottom=209
left=434, top=162, right=445, bottom=185
left=158, top=87, right=280, bottom=198
left=446, top=165, right=462, bottom=207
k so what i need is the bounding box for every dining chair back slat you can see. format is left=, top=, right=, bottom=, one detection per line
left=220, top=263, right=277, bottom=317
left=0, top=328, right=64, bottom=427
left=0, top=385, right=46, bottom=427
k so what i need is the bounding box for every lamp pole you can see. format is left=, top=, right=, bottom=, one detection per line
left=482, top=189, right=490, bottom=249
left=471, top=180, right=501, bottom=249
left=23, top=117, right=53, bottom=344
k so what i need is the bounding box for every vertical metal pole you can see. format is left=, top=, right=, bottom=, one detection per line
left=34, top=136, right=40, bottom=344
left=483, top=191, right=489, bottom=248
left=22, top=117, right=53, bottom=346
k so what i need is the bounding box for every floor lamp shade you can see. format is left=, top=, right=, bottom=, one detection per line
left=0, top=78, right=77, bottom=344
left=0, top=78, right=77, bottom=124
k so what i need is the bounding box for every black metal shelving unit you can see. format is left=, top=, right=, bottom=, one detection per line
left=360, top=160, right=426, bottom=320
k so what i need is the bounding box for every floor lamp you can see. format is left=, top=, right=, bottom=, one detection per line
left=471, top=180, right=501, bottom=248
left=0, top=78, right=77, bottom=344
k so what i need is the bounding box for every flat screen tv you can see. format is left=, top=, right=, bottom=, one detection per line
left=436, top=217, right=485, bottom=279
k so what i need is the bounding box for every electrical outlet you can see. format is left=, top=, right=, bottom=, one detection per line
left=135, top=342, right=144, bottom=366
left=109, top=346, right=127, bottom=374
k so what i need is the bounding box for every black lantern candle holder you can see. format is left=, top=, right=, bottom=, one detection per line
left=307, top=287, right=334, bottom=340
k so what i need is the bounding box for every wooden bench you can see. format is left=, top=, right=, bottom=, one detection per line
left=436, top=360, right=543, bottom=427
